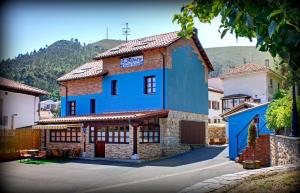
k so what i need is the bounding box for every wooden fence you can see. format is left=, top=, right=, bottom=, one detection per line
left=0, top=127, right=41, bottom=161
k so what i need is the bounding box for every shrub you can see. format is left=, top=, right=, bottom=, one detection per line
left=266, top=93, right=292, bottom=132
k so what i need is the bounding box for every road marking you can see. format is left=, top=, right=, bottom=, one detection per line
left=82, top=161, right=233, bottom=193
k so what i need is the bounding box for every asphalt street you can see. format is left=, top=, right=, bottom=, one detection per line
left=0, top=145, right=244, bottom=193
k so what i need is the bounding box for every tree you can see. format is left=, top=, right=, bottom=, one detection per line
left=173, top=0, right=299, bottom=136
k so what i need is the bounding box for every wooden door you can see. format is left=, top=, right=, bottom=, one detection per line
left=180, top=120, right=206, bottom=145
left=95, top=127, right=106, bottom=157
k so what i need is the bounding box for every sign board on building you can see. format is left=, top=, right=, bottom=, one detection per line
left=120, top=55, right=144, bottom=68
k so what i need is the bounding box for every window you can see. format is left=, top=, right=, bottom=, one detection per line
left=89, top=127, right=95, bottom=143
left=277, top=83, right=280, bottom=91
left=111, top=80, right=117, bottom=95
left=90, top=99, right=96, bottom=114
left=208, top=100, right=211, bottom=109
left=144, top=76, right=156, bottom=94
left=50, top=128, right=80, bottom=143
left=69, top=101, right=76, bottom=116
left=208, top=119, right=211, bottom=123
left=270, top=79, right=273, bottom=88
left=139, top=119, right=160, bottom=143
left=107, top=126, right=129, bottom=144
left=212, top=101, right=220, bottom=110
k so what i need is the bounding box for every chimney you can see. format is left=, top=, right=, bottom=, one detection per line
left=265, top=59, right=269, bottom=67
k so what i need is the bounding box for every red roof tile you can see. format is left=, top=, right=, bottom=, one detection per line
left=94, top=31, right=214, bottom=71
left=220, top=63, right=282, bottom=78
left=57, top=60, right=107, bottom=82
left=37, top=110, right=169, bottom=124
left=0, top=77, right=48, bottom=96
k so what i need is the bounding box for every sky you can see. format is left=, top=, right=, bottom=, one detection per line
left=1, top=0, right=256, bottom=60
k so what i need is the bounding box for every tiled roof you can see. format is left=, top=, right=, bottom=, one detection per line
left=222, top=94, right=251, bottom=99
left=37, top=110, right=169, bottom=124
left=0, top=77, right=48, bottom=96
left=220, top=102, right=259, bottom=119
left=220, top=63, right=281, bottom=78
left=95, top=31, right=180, bottom=59
left=94, top=30, right=214, bottom=71
left=57, top=60, right=108, bottom=82
left=208, top=86, right=224, bottom=94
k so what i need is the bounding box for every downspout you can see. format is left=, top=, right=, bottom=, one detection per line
left=160, top=51, right=166, bottom=110
left=58, top=82, right=68, bottom=116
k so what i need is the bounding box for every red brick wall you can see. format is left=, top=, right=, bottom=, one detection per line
left=102, top=48, right=165, bottom=75
left=60, top=77, right=102, bottom=96
left=238, top=134, right=270, bottom=166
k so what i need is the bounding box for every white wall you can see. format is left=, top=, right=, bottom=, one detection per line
left=223, top=72, right=268, bottom=103
left=0, top=90, right=40, bottom=129
left=208, top=90, right=224, bottom=123
left=267, top=73, right=282, bottom=101
left=208, top=78, right=223, bottom=90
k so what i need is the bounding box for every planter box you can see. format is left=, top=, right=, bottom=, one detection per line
left=243, top=160, right=261, bottom=169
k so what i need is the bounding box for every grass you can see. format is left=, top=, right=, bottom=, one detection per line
left=218, top=170, right=300, bottom=193
left=18, top=158, right=67, bottom=165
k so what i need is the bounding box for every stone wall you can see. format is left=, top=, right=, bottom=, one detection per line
left=138, top=143, right=162, bottom=160
left=160, top=110, right=208, bottom=157
left=208, top=124, right=227, bottom=145
left=270, top=135, right=300, bottom=166
left=105, top=144, right=132, bottom=159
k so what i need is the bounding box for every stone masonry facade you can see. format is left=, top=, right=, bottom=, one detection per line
left=270, top=134, right=300, bottom=166
left=160, top=110, right=208, bottom=157
left=42, top=110, right=208, bottom=160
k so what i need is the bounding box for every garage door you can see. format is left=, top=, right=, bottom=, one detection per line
left=180, top=120, right=206, bottom=145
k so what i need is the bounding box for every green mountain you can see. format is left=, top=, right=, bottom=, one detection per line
left=205, top=46, right=275, bottom=77
left=0, top=41, right=274, bottom=101
left=0, top=39, right=124, bottom=100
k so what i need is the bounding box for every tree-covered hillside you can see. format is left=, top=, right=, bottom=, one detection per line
left=0, top=39, right=124, bottom=100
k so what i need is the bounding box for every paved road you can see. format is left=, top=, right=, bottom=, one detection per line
left=0, top=146, right=244, bottom=193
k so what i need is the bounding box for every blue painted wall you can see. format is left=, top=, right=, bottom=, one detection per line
left=228, top=104, right=273, bottom=160
left=166, top=44, right=208, bottom=114
left=61, top=69, right=163, bottom=116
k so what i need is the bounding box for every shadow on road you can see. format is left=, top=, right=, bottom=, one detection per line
left=67, top=145, right=228, bottom=168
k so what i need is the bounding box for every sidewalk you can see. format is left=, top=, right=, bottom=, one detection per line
left=179, top=164, right=299, bottom=193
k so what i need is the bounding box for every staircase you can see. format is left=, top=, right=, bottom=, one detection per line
left=236, top=134, right=270, bottom=166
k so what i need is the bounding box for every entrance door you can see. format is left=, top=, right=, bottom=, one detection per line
left=95, top=127, right=106, bottom=157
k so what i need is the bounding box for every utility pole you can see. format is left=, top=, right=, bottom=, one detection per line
left=122, top=22, right=131, bottom=42
left=106, top=27, right=108, bottom=39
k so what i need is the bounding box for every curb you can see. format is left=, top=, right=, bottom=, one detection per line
left=179, top=164, right=300, bottom=193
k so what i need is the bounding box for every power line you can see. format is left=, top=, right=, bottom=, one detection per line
left=122, top=22, right=131, bottom=42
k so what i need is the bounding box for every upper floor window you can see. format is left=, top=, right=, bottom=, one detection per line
left=270, top=79, right=273, bottom=88
left=208, top=100, right=211, bottom=109
left=212, top=101, right=220, bottom=110
left=111, top=80, right=117, bottom=95
left=69, top=101, right=76, bottom=116
left=90, top=99, right=96, bottom=114
left=144, top=76, right=156, bottom=94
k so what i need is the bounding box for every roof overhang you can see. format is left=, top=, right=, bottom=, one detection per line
left=36, top=110, right=169, bottom=124
left=33, top=123, right=83, bottom=130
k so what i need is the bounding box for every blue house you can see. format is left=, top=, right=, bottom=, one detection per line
left=35, top=30, right=214, bottom=160
left=223, top=102, right=273, bottom=160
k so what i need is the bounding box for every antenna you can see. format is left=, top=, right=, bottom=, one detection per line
left=106, top=27, right=108, bottom=39
left=122, top=22, right=131, bottom=42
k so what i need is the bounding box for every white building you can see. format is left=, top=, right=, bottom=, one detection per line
left=0, top=77, right=48, bottom=129
left=40, top=100, right=60, bottom=111
left=220, top=63, right=284, bottom=112
left=208, top=85, right=224, bottom=124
